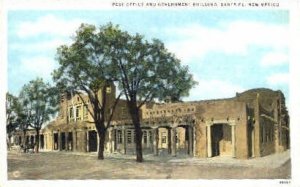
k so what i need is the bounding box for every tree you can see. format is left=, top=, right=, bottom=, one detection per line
left=6, top=92, right=33, bottom=152
left=6, top=93, right=19, bottom=149
left=103, top=24, right=197, bottom=162
left=19, top=78, right=58, bottom=153
left=53, top=24, right=121, bottom=160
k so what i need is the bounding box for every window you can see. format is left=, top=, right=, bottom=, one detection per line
left=143, top=131, right=147, bottom=143
left=161, top=132, right=167, bottom=144
left=69, top=107, right=74, bottom=122
left=76, top=106, right=81, bottom=120
left=117, top=130, right=122, bottom=143
left=127, top=130, right=132, bottom=143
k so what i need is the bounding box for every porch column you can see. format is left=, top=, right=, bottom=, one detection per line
left=231, top=124, right=236, bottom=157
left=207, top=125, right=212, bottom=157
left=123, top=128, right=127, bottom=154
left=153, top=128, right=158, bottom=156
left=39, top=135, right=41, bottom=150
left=188, top=126, right=194, bottom=156
left=72, top=130, right=77, bottom=151
left=58, top=131, right=62, bottom=151
left=44, top=134, right=47, bottom=150
left=33, top=135, right=36, bottom=145
left=84, top=129, right=88, bottom=152
left=86, top=130, right=89, bottom=152
left=146, top=130, right=150, bottom=148
left=171, top=127, right=177, bottom=157
left=65, top=132, right=69, bottom=151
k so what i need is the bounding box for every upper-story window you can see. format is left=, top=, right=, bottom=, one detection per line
left=83, top=105, right=88, bottom=120
left=69, top=107, right=74, bottom=122
left=76, top=106, right=81, bottom=120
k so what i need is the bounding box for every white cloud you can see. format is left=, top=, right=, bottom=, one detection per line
left=267, top=73, right=289, bottom=86
left=260, top=51, right=288, bottom=67
left=184, top=76, right=245, bottom=101
left=10, top=39, right=71, bottom=53
left=166, top=21, right=288, bottom=63
left=19, top=56, right=58, bottom=79
left=17, top=15, right=85, bottom=38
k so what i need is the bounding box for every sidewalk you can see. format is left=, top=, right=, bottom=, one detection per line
left=55, top=149, right=290, bottom=169
left=169, top=150, right=290, bottom=168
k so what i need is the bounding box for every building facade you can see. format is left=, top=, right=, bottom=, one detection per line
left=12, top=85, right=290, bottom=159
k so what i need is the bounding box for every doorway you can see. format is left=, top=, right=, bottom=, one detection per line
left=88, top=130, right=98, bottom=152
left=211, top=124, right=232, bottom=157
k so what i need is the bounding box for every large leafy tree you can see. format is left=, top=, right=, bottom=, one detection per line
left=53, top=24, right=121, bottom=160
left=103, top=24, right=197, bottom=162
left=6, top=93, right=20, bottom=149
left=19, top=78, right=58, bottom=153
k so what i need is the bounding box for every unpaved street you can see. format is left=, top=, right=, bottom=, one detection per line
left=7, top=150, right=291, bottom=179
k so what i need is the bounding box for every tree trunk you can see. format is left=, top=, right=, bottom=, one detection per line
left=135, top=126, right=143, bottom=162
left=129, top=103, right=143, bottom=162
left=35, top=129, right=40, bottom=153
left=97, top=130, right=106, bottom=160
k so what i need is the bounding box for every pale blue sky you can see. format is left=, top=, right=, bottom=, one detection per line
left=8, top=10, right=289, bottom=104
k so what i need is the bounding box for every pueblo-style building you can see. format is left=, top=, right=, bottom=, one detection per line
left=12, top=84, right=290, bottom=159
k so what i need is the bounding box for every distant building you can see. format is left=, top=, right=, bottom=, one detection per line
left=12, top=84, right=290, bottom=159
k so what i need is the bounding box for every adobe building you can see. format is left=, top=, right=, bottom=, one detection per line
left=12, top=84, right=290, bottom=159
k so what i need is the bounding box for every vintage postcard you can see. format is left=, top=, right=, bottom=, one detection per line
left=1, top=0, right=300, bottom=187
